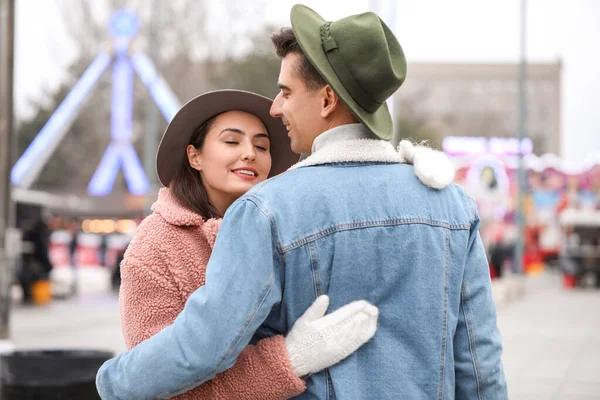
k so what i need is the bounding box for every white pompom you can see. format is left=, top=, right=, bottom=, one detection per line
left=412, top=146, right=455, bottom=190
left=397, top=140, right=416, bottom=163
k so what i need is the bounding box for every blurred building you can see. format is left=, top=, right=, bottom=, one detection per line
left=397, top=61, right=562, bottom=155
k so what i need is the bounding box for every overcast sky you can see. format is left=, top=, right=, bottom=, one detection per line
left=12, top=0, right=600, bottom=162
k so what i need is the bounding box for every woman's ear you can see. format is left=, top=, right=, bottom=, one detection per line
left=187, top=145, right=202, bottom=172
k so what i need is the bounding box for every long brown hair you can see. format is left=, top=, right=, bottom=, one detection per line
left=169, top=115, right=220, bottom=219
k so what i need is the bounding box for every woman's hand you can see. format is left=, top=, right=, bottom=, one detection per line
left=284, top=295, right=378, bottom=377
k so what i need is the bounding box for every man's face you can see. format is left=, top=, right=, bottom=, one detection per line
left=270, top=53, right=326, bottom=154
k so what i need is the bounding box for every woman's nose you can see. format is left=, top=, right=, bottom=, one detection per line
left=241, top=143, right=256, bottom=161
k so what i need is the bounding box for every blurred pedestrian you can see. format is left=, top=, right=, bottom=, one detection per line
left=98, top=234, right=107, bottom=267
left=67, top=220, right=79, bottom=296
left=17, top=204, right=53, bottom=304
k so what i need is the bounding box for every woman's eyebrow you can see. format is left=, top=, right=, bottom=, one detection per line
left=219, top=128, right=244, bottom=135
left=219, top=128, right=269, bottom=139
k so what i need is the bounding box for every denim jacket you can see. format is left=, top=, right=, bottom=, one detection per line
left=97, top=124, right=507, bottom=399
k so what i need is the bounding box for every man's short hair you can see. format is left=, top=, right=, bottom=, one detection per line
left=271, top=27, right=327, bottom=92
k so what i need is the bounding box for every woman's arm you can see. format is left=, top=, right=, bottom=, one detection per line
left=99, top=205, right=379, bottom=400
left=119, top=234, right=305, bottom=400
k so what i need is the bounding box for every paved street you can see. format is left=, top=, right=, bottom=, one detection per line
left=498, top=272, right=600, bottom=400
left=10, top=291, right=126, bottom=355
left=7, top=270, right=600, bottom=399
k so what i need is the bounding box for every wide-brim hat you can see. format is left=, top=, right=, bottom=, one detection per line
left=291, top=5, right=407, bottom=140
left=156, top=89, right=298, bottom=187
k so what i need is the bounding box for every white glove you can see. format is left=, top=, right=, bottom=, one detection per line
left=284, top=295, right=378, bottom=377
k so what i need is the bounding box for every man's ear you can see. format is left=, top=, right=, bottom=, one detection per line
left=320, top=85, right=339, bottom=118
left=187, top=144, right=202, bottom=171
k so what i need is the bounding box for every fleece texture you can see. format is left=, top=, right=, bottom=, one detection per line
left=119, top=188, right=306, bottom=399
left=289, top=138, right=455, bottom=190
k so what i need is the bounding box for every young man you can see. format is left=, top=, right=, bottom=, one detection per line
left=97, top=5, right=507, bottom=399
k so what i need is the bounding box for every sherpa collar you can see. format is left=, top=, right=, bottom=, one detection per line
left=290, top=123, right=408, bottom=170
left=289, top=124, right=455, bottom=190
left=152, top=188, right=207, bottom=227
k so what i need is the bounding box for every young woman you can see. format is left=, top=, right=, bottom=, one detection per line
left=118, top=90, right=378, bottom=399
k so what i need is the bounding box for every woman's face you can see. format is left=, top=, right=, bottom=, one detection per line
left=187, top=110, right=272, bottom=213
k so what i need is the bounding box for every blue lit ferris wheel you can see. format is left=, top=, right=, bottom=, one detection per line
left=11, top=9, right=181, bottom=196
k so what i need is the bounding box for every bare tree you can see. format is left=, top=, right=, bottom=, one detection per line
left=54, top=0, right=266, bottom=66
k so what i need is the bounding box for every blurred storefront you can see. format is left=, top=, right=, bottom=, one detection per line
left=444, top=136, right=600, bottom=276
left=13, top=188, right=151, bottom=269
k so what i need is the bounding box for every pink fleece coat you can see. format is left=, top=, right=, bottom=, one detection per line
left=119, top=188, right=306, bottom=400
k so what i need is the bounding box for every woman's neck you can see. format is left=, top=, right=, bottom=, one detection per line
left=207, top=192, right=237, bottom=218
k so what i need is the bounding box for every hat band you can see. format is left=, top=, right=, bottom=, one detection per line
left=320, top=23, right=382, bottom=114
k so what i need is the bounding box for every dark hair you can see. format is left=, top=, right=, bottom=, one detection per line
left=271, top=27, right=327, bottom=92
left=169, top=115, right=220, bottom=219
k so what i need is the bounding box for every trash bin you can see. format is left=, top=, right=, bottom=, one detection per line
left=0, top=349, right=113, bottom=400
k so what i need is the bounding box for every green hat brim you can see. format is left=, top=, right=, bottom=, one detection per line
left=291, top=4, right=393, bottom=141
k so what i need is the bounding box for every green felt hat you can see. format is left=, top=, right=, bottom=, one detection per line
left=291, top=4, right=407, bottom=140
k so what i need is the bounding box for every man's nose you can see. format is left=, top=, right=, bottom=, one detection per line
left=270, top=93, right=283, bottom=118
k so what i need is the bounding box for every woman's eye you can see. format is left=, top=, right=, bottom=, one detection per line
left=225, top=141, right=239, bottom=145
left=256, top=146, right=268, bottom=151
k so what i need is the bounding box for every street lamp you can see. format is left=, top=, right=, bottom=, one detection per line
left=0, top=0, right=16, bottom=347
